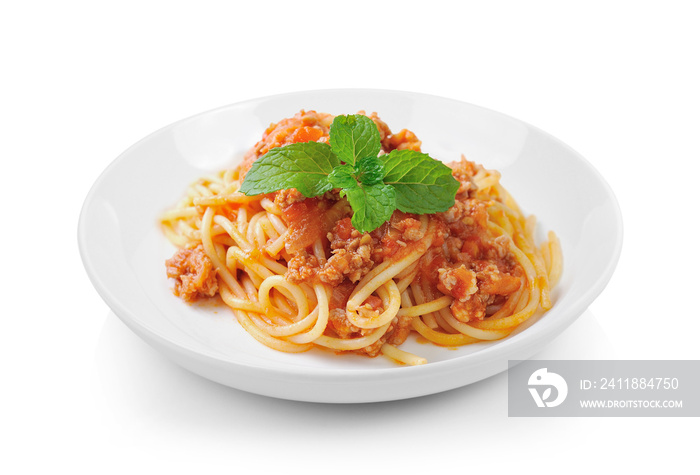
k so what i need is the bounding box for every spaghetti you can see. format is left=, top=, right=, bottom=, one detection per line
left=162, top=110, right=562, bottom=365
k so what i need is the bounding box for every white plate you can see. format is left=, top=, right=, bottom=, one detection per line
left=78, top=89, right=623, bottom=403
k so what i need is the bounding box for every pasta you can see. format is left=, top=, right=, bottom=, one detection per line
left=162, top=110, right=562, bottom=365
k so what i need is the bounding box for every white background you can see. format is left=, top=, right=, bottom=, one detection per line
left=3, top=1, right=699, bottom=473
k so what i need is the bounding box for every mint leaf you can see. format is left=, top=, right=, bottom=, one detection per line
left=329, top=115, right=381, bottom=166
left=344, top=182, right=396, bottom=234
left=239, top=142, right=339, bottom=197
left=239, top=113, right=461, bottom=235
left=381, top=149, right=460, bottom=214
left=327, top=164, right=356, bottom=189
left=355, top=156, right=385, bottom=185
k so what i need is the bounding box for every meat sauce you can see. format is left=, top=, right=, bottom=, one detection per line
left=265, top=112, right=522, bottom=353
left=281, top=198, right=326, bottom=253
left=167, top=110, right=523, bottom=357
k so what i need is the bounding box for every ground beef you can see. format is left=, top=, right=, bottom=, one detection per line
left=285, top=252, right=319, bottom=284
left=283, top=211, right=434, bottom=287
left=437, top=265, right=478, bottom=302
left=385, top=315, right=413, bottom=346
left=328, top=308, right=360, bottom=339
left=359, top=313, right=415, bottom=358
left=419, top=160, right=525, bottom=323
left=449, top=157, right=479, bottom=196
left=165, top=244, right=218, bottom=301
left=391, top=216, right=424, bottom=241
left=472, top=261, right=522, bottom=295
left=274, top=189, right=305, bottom=208
left=315, top=218, right=375, bottom=285
left=450, top=295, right=488, bottom=323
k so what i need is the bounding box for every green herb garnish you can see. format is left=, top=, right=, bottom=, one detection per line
left=239, top=114, right=460, bottom=233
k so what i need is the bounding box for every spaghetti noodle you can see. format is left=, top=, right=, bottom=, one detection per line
left=162, top=110, right=562, bottom=365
